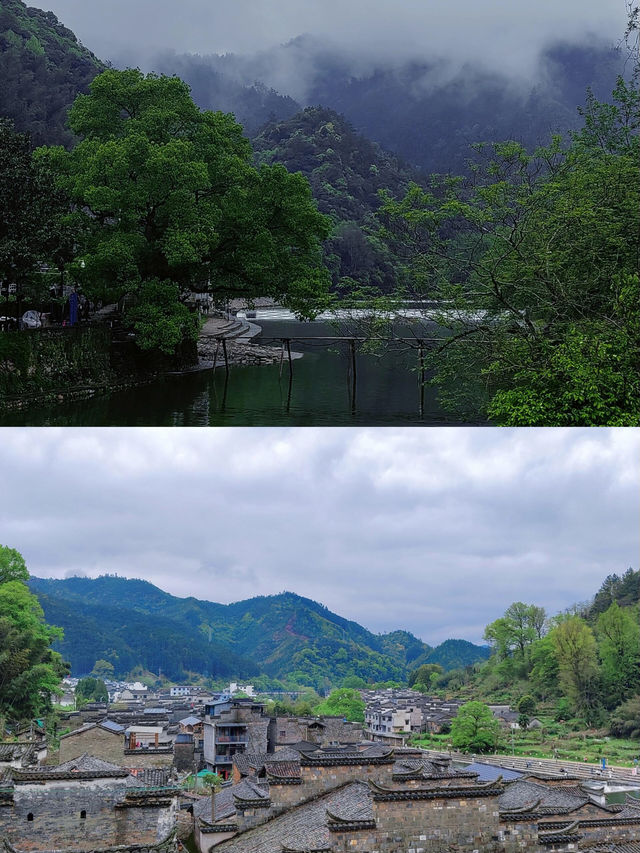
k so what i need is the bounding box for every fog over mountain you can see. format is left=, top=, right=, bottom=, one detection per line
left=40, top=0, right=626, bottom=100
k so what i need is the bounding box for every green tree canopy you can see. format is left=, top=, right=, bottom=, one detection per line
left=0, top=544, right=29, bottom=584
left=483, top=602, right=546, bottom=662
left=408, top=663, right=444, bottom=688
left=0, top=551, right=68, bottom=723
left=313, top=688, right=365, bottom=723
left=39, top=69, right=332, bottom=353
left=91, top=659, right=115, bottom=680
left=595, top=601, right=640, bottom=708
left=75, top=676, right=108, bottom=704
left=450, top=701, right=500, bottom=753
left=552, top=616, right=600, bottom=720
left=379, top=77, right=639, bottom=425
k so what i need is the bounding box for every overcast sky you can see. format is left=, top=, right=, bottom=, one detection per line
left=39, top=0, right=626, bottom=88
left=1, top=427, right=637, bottom=646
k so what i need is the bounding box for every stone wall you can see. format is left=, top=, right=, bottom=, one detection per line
left=0, top=778, right=176, bottom=851
left=371, top=789, right=503, bottom=853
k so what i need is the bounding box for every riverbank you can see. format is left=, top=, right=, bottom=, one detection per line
left=197, top=315, right=303, bottom=367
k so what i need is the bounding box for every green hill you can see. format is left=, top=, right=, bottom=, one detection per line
left=0, top=0, right=103, bottom=146
left=252, top=106, right=418, bottom=290
left=28, top=576, right=489, bottom=688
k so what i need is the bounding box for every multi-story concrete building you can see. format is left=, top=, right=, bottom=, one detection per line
left=203, top=698, right=269, bottom=780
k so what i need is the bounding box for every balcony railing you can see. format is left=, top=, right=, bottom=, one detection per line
left=215, top=735, right=247, bottom=743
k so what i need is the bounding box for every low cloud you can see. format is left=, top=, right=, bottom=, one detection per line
left=41, top=0, right=626, bottom=100
left=0, top=427, right=637, bottom=646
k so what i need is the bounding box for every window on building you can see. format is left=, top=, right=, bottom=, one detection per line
left=27, top=813, right=34, bottom=821
left=279, top=730, right=286, bottom=737
left=80, top=810, right=87, bottom=819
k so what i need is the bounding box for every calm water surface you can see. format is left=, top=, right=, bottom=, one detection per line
left=1, top=317, right=471, bottom=426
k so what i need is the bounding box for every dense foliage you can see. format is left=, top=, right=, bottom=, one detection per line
left=253, top=107, right=416, bottom=290
left=39, top=69, right=332, bottom=354
left=28, top=576, right=489, bottom=687
left=75, top=676, right=108, bottom=705
left=380, top=78, right=639, bottom=425
left=450, top=701, right=500, bottom=753
left=0, top=545, right=67, bottom=724
left=0, top=0, right=102, bottom=147
left=444, top=569, right=640, bottom=732
left=312, top=688, right=365, bottom=723
left=0, top=119, right=72, bottom=320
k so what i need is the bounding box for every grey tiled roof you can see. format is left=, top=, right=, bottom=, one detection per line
left=234, top=748, right=301, bottom=777
left=196, top=778, right=269, bottom=823
left=499, top=779, right=589, bottom=814
left=216, top=782, right=372, bottom=853
left=56, top=753, right=125, bottom=773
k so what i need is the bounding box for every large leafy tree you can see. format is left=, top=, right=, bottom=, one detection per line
left=552, top=616, right=600, bottom=720
left=313, top=688, right=365, bottom=723
left=379, top=77, right=639, bottom=425
left=0, top=545, right=68, bottom=723
left=450, top=701, right=499, bottom=753
left=595, top=601, right=640, bottom=708
left=39, top=69, right=332, bottom=353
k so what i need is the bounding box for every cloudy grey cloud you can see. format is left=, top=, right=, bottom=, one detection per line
left=0, top=428, right=637, bottom=646
left=40, top=0, right=626, bottom=96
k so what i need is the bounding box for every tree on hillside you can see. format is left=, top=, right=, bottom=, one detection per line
left=450, top=701, right=499, bottom=753
left=483, top=602, right=546, bottom=669
left=0, top=544, right=28, bottom=584
left=595, top=602, right=640, bottom=707
left=552, top=616, right=600, bottom=720
left=39, top=69, right=332, bottom=354
left=0, top=545, right=68, bottom=722
left=313, top=688, right=365, bottom=723
left=408, top=663, right=443, bottom=688
left=91, top=659, right=115, bottom=680
left=379, top=77, right=639, bottom=425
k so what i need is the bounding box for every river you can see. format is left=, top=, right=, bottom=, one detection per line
left=0, top=314, right=471, bottom=426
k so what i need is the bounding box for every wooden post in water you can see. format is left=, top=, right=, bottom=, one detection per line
left=279, top=340, right=285, bottom=378
left=349, top=338, right=357, bottom=412
left=286, top=339, right=293, bottom=377
left=222, top=337, right=229, bottom=379
left=418, top=340, right=425, bottom=417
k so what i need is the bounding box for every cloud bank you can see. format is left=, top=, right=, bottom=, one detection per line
left=41, top=0, right=626, bottom=91
left=0, top=427, right=637, bottom=646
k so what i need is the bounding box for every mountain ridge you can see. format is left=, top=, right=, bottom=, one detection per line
left=28, top=575, right=489, bottom=686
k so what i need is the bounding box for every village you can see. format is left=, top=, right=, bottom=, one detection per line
left=2, top=681, right=640, bottom=853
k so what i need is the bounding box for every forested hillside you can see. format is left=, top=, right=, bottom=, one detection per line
left=253, top=107, right=418, bottom=288
left=0, top=0, right=102, bottom=146
left=433, top=569, right=640, bottom=733
left=28, top=576, right=489, bottom=687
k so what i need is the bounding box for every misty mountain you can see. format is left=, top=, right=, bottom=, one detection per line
left=148, top=50, right=301, bottom=136
left=0, top=0, right=102, bottom=146
left=28, top=576, right=490, bottom=687
left=152, top=35, right=625, bottom=175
